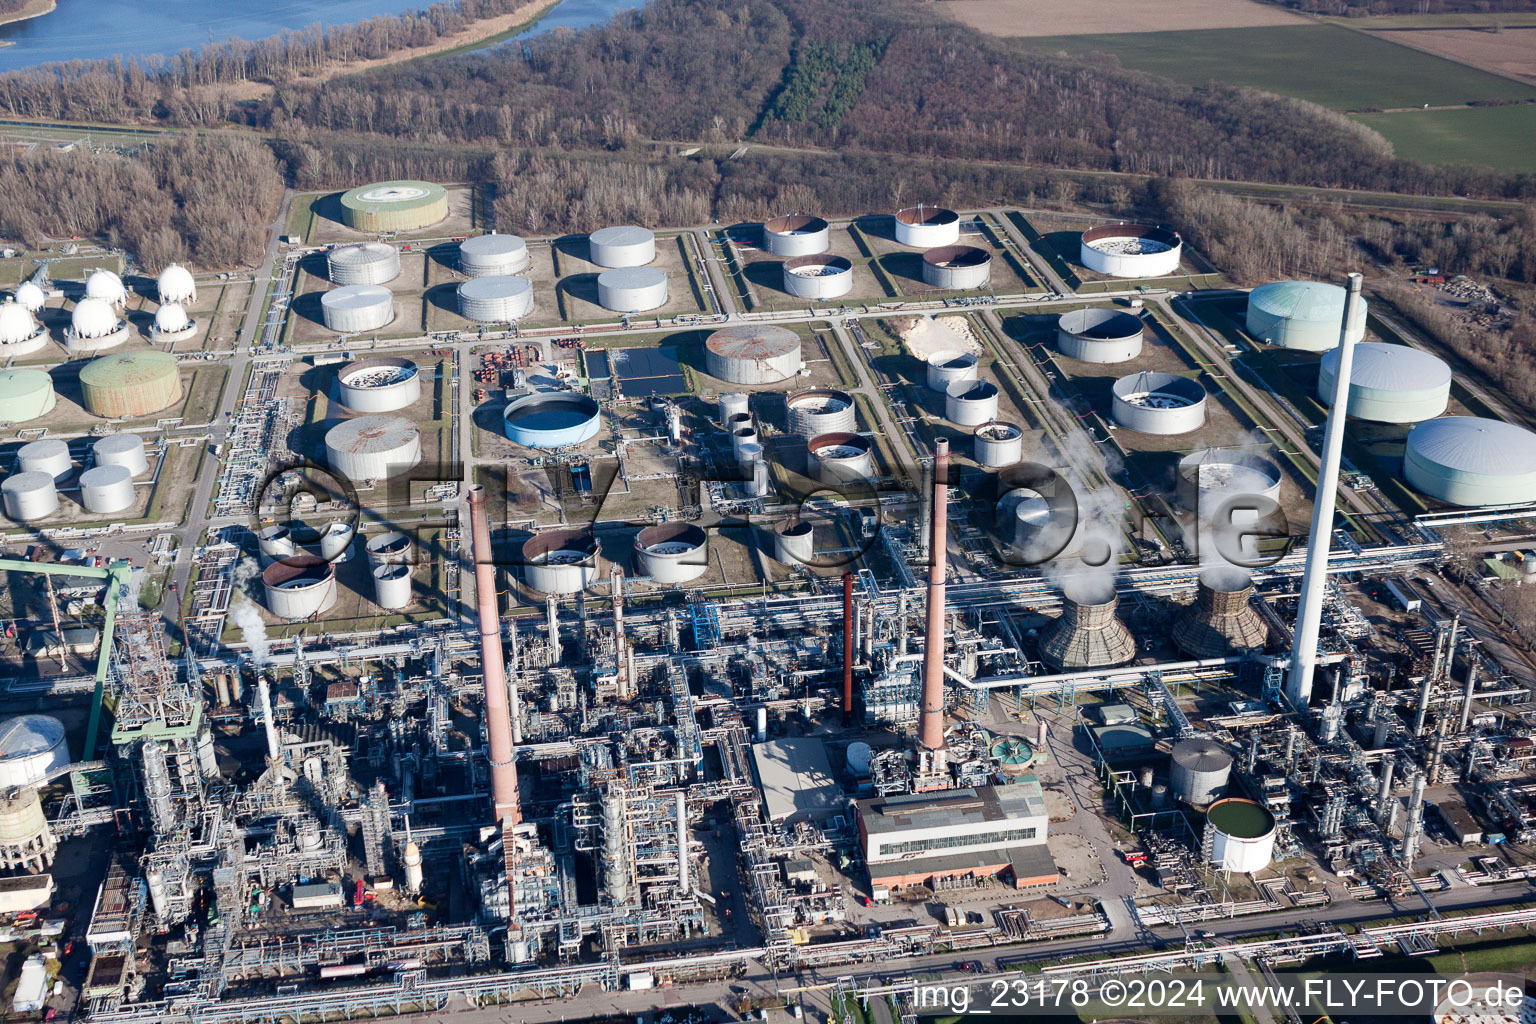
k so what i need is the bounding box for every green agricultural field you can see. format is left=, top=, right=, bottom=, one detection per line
left=1355, top=103, right=1536, bottom=173
left=1020, top=24, right=1536, bottom=110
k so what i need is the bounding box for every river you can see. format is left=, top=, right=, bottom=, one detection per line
left=0, top=0, right=645, bottom=72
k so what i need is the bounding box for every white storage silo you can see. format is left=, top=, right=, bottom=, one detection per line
left=945, top=379, right=999, bottom=426
left=1318, top=342, right=1450, bottom=423
left=1170, top=738, right=1232, bottom=806
left=93, top=434, right=148, bottom=477
left=925, top=350, right=979, bottom=392
left=364, top=531, right=413, bottom=567
left=80, top=464, right=136, bottom=514
left=704, top=325, right=801, bottom=385
left=597, top=267, right=668, bottom=312
left=327, top=242, right=401, bottom=285
left=1111, top=372, right=1207, bottom=434
left=459, top=233, right=529, bottom=277
left=319, top=521, right=355, bottom=562
left=772, top=519, right=815, bottom=564
left=894, top=206, right=960, bottom=248
left=320, top=285, right=395, bottom=333
left=2, top=472, right=58, bottom=522
left=17, top=439, right=72, bottom=484
left=458, top=276, right=535, bottom=322
left=588, top=226, right=656, bottom=268
left=973, top=421, right=1023, bottom=467
left=258, top=525, right=297, bottom=564
left=372, top=564, right=412, bottom=609
left=0, top=716, right=69, bottom=790
left=718, top=392, right=750, bottom=424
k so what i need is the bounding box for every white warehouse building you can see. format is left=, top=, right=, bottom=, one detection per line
left=856, top=783, right=1057, bottom=890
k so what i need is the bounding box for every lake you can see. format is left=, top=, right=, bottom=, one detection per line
left=0, top=0, right=645, bottom=72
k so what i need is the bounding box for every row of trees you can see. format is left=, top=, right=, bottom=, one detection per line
left=0, top=135, right=283, bottom=270
left=1380, top=280, right=1536, bottom=414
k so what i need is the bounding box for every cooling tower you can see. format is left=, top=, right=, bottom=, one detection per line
left=1039, top=592, right=1135, bottom=669
left=1172, top=570, right=1270, bottom=658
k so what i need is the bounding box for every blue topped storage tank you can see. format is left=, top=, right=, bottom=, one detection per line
left=1246, top=281, right=1368, bottom=352
left=502, top=391, right=601, bottom=448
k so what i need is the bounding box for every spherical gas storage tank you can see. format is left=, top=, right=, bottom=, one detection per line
left=921, top=245, right=991, bottom=290
left=458, top=276, right=534, bottom=322
left=67, top=296, right=128, bottom=353
left=459, top=233, right=530, bottom=277
left=0, top=715, right=69, bottom=790
left=321, top=284, right=394, bottom=333
left=1405, top=416, right=1536, bottom=507
left=1057, top=308, right=1144, bottom=364
left=588, top=226, right=656, bottom=268
left=0, top=301, right=48, bottom=356
left=1176, top=448, right=1283, bottom=513
left=0, top=369, right=56, bottom=422
left=327, top=242, right=401, bottom=286
left=973, top=420, right=1024, bottom=468
left=808, top=432, right=874, bottom=485
left=762, top=215, right=830, bottom=258
left=93, top=433, right=148, bottom=477
left=81, top=350, right=182, bottom=418
left=13, top=280, right=45, bottom=313
left=521, top=529, right=599, bottom=594
left=945, top=379, right=1000, bottom=426
left=338, top=180, right=447, bottom=232
left=925, top=350, right=979, bottom=393
left=150, top=302, right=195, bottom=342
left=634, top=523, right=709, bottom=585
left=157, top=264, right=196, bottom=304
left=79, top=464, right=135, bottom=515
left=597, top=267, right=668, bottom=312
left=782, top=255, right=853, bottom=300
left=262, top=555, right=338, bottom=620
left=1079, top=223, right=1182, bottom=278
left=85, top=269, right=127, bottom=308
left=1170, top=737, right=1233, bottom=806
left=772, top=519, right=815, bottom=564
left=324, top=415, right=421, bottom=481
left=2, top=472, right=57, bottom=522
left=17, top=439, right=72, bottom=484
left=894, top=206, right=960, bottom=248
left=704, top=324, right=801, bottom=385
left=1205, top=798, right=1276, bottom=873
left=373, top=563, right=412, bottom=610
left=1246, top=280, right=1367, bottom=352
left=503, top=391, right=601, bottom=448
left=787, top=388, right=855, bottom=436
left=1111, top=371, right=1206, bottom=435
left=338, top=357, right=421, bottom=413
left=1318, top=342, right=1450, bottom=423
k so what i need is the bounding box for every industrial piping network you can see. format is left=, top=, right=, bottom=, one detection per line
left=1287, top=272, right=1363, bottom=707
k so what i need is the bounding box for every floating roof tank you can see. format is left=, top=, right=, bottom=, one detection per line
left=0, top=301, right=47, bottom=355
left=318, top=521, right=354, bottom=562
left=895, top=205, right=960, bottom=248
left=502, top=391, right=601, bottom=448
left=1111, top=371, right=1206, bottom=434
left=338, top=180, right=448, bottom=232
left=1057, top=308, right=1144, bottom=364
left=944, top=379, right=999, bottom=426
left=772, top=519, right=814, bottom=564
left=1039, top=592, right=1136, bottom=669
left=364, top=531, right=412, bottom=567
left=921, top=245, right=991, bottom=290
left=1079, top=223, right=1182, bottom=278
left=2, top=472, right=58, bottom=522
left=258, top=524, right=296, bottom=563
left=762, top=215, right=830, bottom=258
left=1404, top=416, right=1536, bottom=507
left=787, top=388, right=855, bottom=436
left=262, top=556, right=338, bottom=619
left=156, top=264, right=196, bottom=304
left=459, top=233, right=529, bottom=277
left=1170, top=737, right=1233, bottom=806
left=0, top=787, right=55, bottom=872
left=704, top=324, right=801, bottom=385
left=458, top=275, right=534, bottom=322
left=372, top=563, right=412, bottom=609
left=1247, top=281, right=1368, bottom=352
left=80, top=351, right=182, bottom=418
left=521, top=529, right=599, bottom=594
left=1176, top=448, right=1283, bottom=512
left=1318, top=342, right=1450, bottom=423
left=1173, top=569, right=1270, bottom=658
left=93, top=433, right=147, bottom=476
left=808, top=431, right=873, bottom=484
left=925, top=350, right=978, bottom=392
left=327, top=242, right=401, bottom=285
left=634, top=523, right=709, bottom=585
left=972, top=420, right=1023, bottom=468
left=588, top=225, right=656, bottom=268
left=0, top=369, right=56, bottom=422
left=324, top=415, right=421, bottom=481
left=79, top=464, right=135, bottom=515
left=337, top=357, right=421, bottom=413
left=718, top=392, right=749, bottom=423
left=17, top=439, right=72, bottom=484
left=782, top=254, right=853, bottom=299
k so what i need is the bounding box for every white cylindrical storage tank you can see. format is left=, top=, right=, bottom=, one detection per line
left=597, top=267, right=668, bottom=312
left=0, top=301, right=48, bottom=356
left=458, top=275, right=535, bottom=322
left=365, top=531, right=413, bottom=567
left=337, top=357, right=422, bottom=413
left=67, top=297, right=128, bottom=352
left=2, top=472, right=57, bottom=522
left=1170, top=738, right=1233, bottom=806
left=1111, top=372, right=1206, bottom=434
left=327, top=242, right=401, bottom=286
left=1405, top=417, right=1536, bottom=507
left=1057, top=308, right=1144, bottom=364
left=925, top=350, right=979, bottom=392
left=93, top=434, right=148, bottom=477
left=845, top=741, right=873, bottom=777
left=762, top=215, right=830, bottom=258
left=1246, top=280, right=1368, bottom=352
left=808, top=432, right=874, bottom=484
left=156, top=264, right=196, bottom=304
left=782, top=254, right=853, bottom=299
left=324, top=415, right=422, bottom=481
left=150, top=301, right=196, bottom=342
left=704, top=324, right=801, bottom=385
left=320, top=284, right=394, bottom=333
left=1205, top=798, right=1276, bottom=873
left=79, top=464, right=135, bottom=514
left=319, top=521, right=355, bottom=562
left=973, top=420, right=1023, bottom=468
left=742, top=446, right=769, bottom=498
left=85, top=269, right=127, bottom=308
left=731, top=426, right=759, bottom=459
left=1176, top=448, right=1283, bottom=512
left=0, top=715, right=69, bottom=790
left=372, top=564, right=412, bottom=609
left=634, top=523, right=709, bottom=585
left=262, top=556, right=338, bottom=620
left=945, top=379, right=1000, bottom=426
left=259, top=525, right=296, bottom=563
left=719, top=393, right=749, bottom=424
left=14, top=281, right=45, bottom=314
left=894, top=206, right=960, bottom=248
left=459, top=233, right=529, bottom=277
left=1079, top=223, right=1182, bottom=278
left=1318, top=342, right=1450, bottom=423
left=521, top=530, right=599, bottom=595
left=17, top=439, right=72, bottom=484
left=788, top=388, right=856, bottom=436
left=772, top=519, right=814, bottom=564
left=589, top=226, right=656, bottom=268
left=921, top=245, right=991, bottom=289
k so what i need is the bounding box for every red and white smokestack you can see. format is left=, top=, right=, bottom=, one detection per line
left=919, top=438, right=950, bottom=751
left=842, top=571, right=855, bottom=726
left=466, top=485, right=521, bottom=827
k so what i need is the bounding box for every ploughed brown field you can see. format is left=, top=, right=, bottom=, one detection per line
left=1366, top=27, right=1536, bottom=84
left=937, top=0, right=1306, bottom=37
